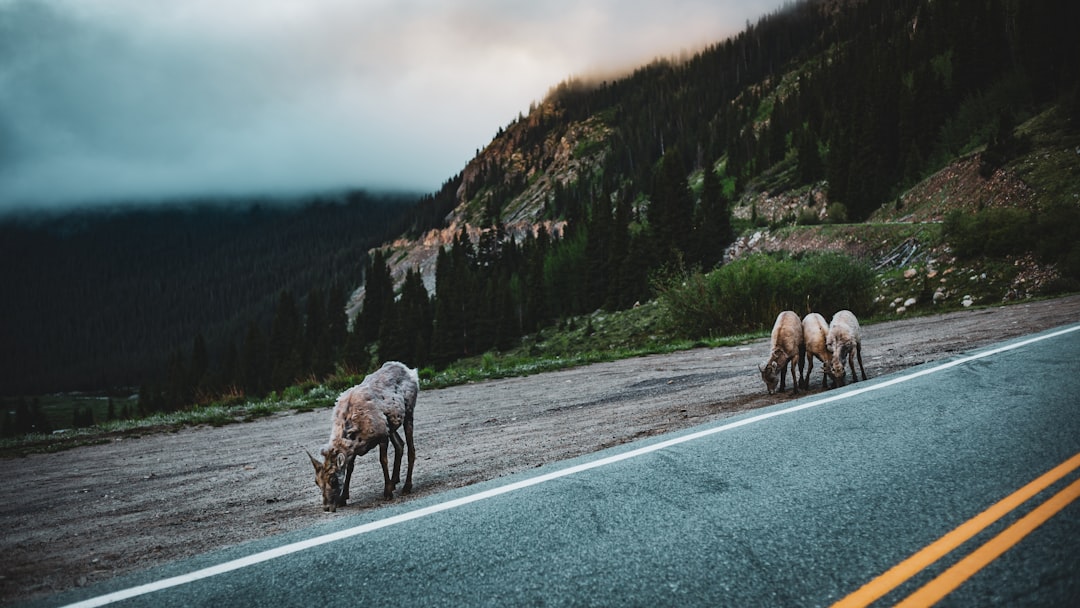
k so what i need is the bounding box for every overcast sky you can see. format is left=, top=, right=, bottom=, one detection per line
left=0, top=0, right=787, bottom=213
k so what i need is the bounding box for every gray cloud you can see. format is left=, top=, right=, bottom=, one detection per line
left=0, top=0, right=786, bottom=212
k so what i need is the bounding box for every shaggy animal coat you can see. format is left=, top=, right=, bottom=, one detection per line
left=760, top=310, right=805, bottom=395
left=801, top=312, right=833, bottom=390
left=826, top=310, right=867, bottom=386
left=309, top=361, right=418, bottom=512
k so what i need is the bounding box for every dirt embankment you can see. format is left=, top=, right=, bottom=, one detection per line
left=2, top=295, right=1078, bottom=606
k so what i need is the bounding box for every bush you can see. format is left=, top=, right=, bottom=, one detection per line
left=658, top=252, right=875, bottom=338
left=1034, top=202, right=1080, bottom=281
left=944, top=208, right=1032, bottom=258
left=825, top=202, right=848, bottom=224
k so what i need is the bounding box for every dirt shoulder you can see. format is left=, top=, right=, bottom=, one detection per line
left=2, top=295, right=1079, bottom=605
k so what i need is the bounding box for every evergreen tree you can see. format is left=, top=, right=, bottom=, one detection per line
left=216, top=342, right=239, bottom=394
left=584, top=197, right=612, bottom=311
left=648, top=148, right=693, bottom=266
left=325, top=283, right=349, bottom=365
left=796, top=126, right=824, bottom=184
left=357, top=250, right=394, bottom=345
left=269, top=291, right=303, bottom=391
left=604, top=189, right=634, bottom=310
left=342, top=322, right=371, bottom=374
left=522, top=226, right=550, bottom=332
left=693, top=159, right=734, bottom=268
left=164, top=348, right=190, bottom=410
left=305, top=288, right=336, bottom=379
left=430, top=246, right=464, bottom=365
left=240, top=321, right=268, bottom=396
left=190, top=333, right=208, bottom=397
left=379, top=267, right=432, bottom=367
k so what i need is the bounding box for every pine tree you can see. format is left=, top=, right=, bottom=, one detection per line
left=240, top=321, right=268, bottom=397
left=430, top=246, right=462, bottom=365
left=379, top=267, right=431, bottom=367
left=648, top=148, right=693, bottom=266
left=342, top=323, right=371, bottom=374
left=522, top=226, right=550, bottom=332
left=190, top=333, right=208, bottom=397
left=268, top=291, right=303, bottom=391
left=325, top=283, right=349, bottom=363
left=357, top=250, right=393, bottom=344
left=305, top=288, right=336, bottom=379
left=694, top=159, right=733, bottom=268
left=216, top=342, right=239, bottom=394
left=604, top=189, right=634, bottom=310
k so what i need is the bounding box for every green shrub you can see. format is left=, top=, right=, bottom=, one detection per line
left=944, top=208, right=1032, bottom=258
left=1034, top=202, right=1080, bottom=281
left=825, top=202, right=848, bottom=224
left=658, top=252, right=875, bottom=338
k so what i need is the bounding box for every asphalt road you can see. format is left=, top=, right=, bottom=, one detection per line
left=42, top=324, right=1080, bottom=607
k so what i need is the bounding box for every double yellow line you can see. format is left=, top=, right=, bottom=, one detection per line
left=834, top=451, right=1080, bottom=607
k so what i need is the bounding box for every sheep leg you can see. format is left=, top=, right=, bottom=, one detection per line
left=856, top=343, right=867, bottom=380
left=847, top=351, right=858, bottom=383
left=798, top=345, right=806, bottom=390
left=339, top=455, right=355, bottom=506
left=389, top=428, right=404, bottom=486
left=379, top=437, right=394, bottom=499
left=789, top=356, right=800, bottom=394
left=803, top=356, right=813, bottom=390
left=402, top=416, right=415, bottom=494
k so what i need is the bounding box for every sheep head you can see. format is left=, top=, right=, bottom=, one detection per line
left=307, top=448, right=348, bottom=512
left=826, top=352, right=847, bottom=386
left=759, top=360, right=780, bottom=394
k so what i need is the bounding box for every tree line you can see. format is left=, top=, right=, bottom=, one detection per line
left=138, top=151, right=736, bottom=410
left=0, top=191, right=415, bottom=397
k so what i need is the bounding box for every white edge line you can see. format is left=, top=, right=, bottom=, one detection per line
left=62, top=324, right=1080, bottom=608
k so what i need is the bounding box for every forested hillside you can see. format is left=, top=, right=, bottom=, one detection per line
left=4, top=0, right=1079, bottom=425
left=363, top=0, right=1078, bottom=364
left=0, top=192, right=416, bottom=397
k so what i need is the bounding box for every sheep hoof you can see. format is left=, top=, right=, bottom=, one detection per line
left=402, top=483, right=412, bottom=494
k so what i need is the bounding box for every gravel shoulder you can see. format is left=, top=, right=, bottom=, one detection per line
left=2, top=295, right=1079, bottom=605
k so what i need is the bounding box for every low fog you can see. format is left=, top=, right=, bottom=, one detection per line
left=0, top=0, right=786, bottom=214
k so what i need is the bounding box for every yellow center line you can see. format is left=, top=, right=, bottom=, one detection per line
left=832, top=451, right=1080, bottom=608
left=896, top=476, right=1080, bottom=607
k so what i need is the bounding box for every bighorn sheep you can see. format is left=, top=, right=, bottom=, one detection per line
left=759, top=310, right=805, bottom=395
left=826, top=310, right=867, bottom=387
left=801, top=312, right=833, bottom=390
left=307, top=361, right=418, bottom=512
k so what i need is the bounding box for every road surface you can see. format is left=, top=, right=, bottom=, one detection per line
left=42, top=323, right=1080, bottom=607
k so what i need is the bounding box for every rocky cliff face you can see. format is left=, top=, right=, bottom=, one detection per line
left=348, top=99, right=609, bottom=319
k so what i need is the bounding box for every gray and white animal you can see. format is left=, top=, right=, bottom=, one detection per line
left=307, top=361, right=418, bottom=512
left=759, top=310, right=805, bottom=395
left=801, top=312, right=833, bottom=390
left=826, top=310, right=867, bottom=387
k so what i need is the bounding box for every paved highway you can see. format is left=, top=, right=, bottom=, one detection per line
left=44, top=324, right=1080, bottom=607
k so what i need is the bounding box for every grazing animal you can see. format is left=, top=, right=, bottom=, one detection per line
left=826, top=310, right=867, bottom=387
left=307, top=361, right=418, bottom=512
left=759, top=310, right=805, bottom=395
left=801, top=312, right=833, bottom=390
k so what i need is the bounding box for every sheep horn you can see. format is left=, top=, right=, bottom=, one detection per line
left=304, top=448, right=321, bottom=472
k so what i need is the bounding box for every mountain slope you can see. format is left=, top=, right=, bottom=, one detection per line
left=371, top=0, right=1080, bottom=312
